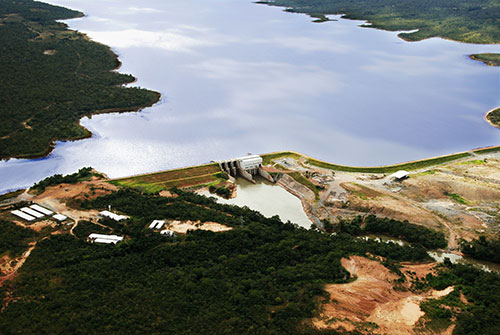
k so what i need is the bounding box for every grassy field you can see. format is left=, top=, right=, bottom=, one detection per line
left=470, top=53, right=500, bottom=66
left=111, top=163, right=223, bottom=192
left=472, top=145, right=500, bottom=154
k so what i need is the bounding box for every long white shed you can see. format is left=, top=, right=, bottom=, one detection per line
left=99, top=210, right=128, bottom=221
left=21, top=207, right=45, bottom=219
left=11, top=210, right=35, bottom=221
left=30, top=204, right=53, bottom=215
left=88, top=233, right=123, bottom=244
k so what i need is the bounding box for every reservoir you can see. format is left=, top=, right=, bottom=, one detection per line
left=1, top=0, right=499, bottom=192
left=199, top=178, right=312, bottom=229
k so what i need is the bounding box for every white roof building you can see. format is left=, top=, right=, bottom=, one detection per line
left=88, top=233, right=124, bottom=244
left=389, top=170, right=409, bottom=180
left=30, top=204, right=53, bottom=215
left=11, top=210, right=35, bottom=221
left=21, top=207, right=45, bottom=219
left=237, top=155, right=263, bottom=170
left=149, top=220, right=165, bottom=229
left=99, top=210, right=128, bottom=221
left=52, top=214, right=68, bottom=221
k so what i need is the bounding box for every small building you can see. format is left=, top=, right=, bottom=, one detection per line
left=389, top=170, right=409, bottom=181
left=99, top=210, right=128, bottom=221
left=52, top=213, right=68, bottom=221
left=88, top=233, right=123, bottom=244
left=149, top=220, right=165, bottom=229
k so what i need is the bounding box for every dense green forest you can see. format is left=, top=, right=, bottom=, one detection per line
left=0, top=188, right=430, bottom=334
left=0, top=188, right=499, bottom=333
left=460, top=236, right=500, bottom=263
left=0, top=0, right=160, bottom=159
left=0, top=220, right=37, bottom=258
left=334, top=214, right=447, bottom=249
left=259, top=0, right=500, bottom=45
left=415, top=263, right=500, bottom=335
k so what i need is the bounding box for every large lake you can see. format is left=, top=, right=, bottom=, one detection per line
left=1, top=0, right=499, bottom=193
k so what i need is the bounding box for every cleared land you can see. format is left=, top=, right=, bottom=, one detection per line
left=264, top=149, right=500, bottom=249
left=313, top=256, right=448, bottom=335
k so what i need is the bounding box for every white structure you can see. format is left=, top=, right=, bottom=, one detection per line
left=160, top=229, right=175, bottom=237
left=11, top=210, right=35, bottom=221
left=88, top=233, right=123, bottom=244
left=30, top=204, right=53, bottom=215
left=237, top=155, right=263, bottom=170
left=99, top=210, right=128, bottom=221
left=149, top=220, right=165, bottom=229
left=218, top=154, right=271, bottom=183
left=20, top=207, right=45, bottom=219
left=52, top=213, right=67, bottom=221
left=389, top=170, right=409, bottom=181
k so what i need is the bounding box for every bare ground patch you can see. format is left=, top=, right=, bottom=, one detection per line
left=166, top=220, right=232, bottom=234
left=313, top=256, right=449, bottom=335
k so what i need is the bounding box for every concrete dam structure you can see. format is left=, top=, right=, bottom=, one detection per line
left=219, top=155, right=274, bottom=183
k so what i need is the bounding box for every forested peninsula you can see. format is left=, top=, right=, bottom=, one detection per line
left=259, top=0, right=500, bottom=65
left=0, top=0, right=160, bottom=160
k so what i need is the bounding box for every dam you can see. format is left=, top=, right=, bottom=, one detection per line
left=219, top=155, right=275, bottom=183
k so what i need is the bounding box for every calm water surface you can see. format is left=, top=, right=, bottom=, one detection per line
left=1, top=0, right=499, bottom=192
left=199, top=178, right=312, bottom=229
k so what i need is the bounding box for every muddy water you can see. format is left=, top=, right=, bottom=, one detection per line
left=199, top=178, right=312, bottom=229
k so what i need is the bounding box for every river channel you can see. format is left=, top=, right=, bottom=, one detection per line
left=1, top=0, right=499, bottom=193
left=361, top=235, right=500, bottom=273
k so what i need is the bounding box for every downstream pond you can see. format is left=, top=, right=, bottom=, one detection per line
left=199, top=178, right=312, bottom=229
left=1, top=0, right=499, bottom=193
